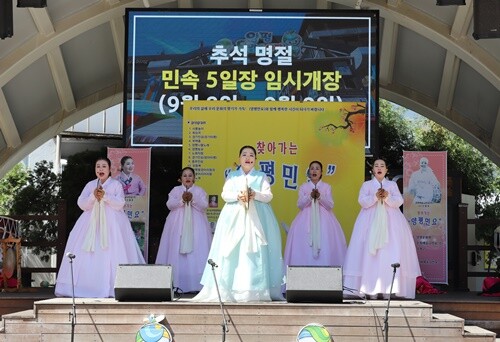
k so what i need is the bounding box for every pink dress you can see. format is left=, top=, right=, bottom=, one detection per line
left=343, top=178, right=421, bottom=299
left=55, top=177, right=145, bottom=298
left=284, top=180, right=347, bottom=267
left=155, top=184, right=213, bottom=293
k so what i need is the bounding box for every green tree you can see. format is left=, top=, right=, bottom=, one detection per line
left=10, top=161, right=61, bottom=261
left=0, top=163, right=28, bottom=215
left=378, top=99, right=418, bottom=170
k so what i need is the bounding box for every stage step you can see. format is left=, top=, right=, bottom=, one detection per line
left=418, top=293, right=500, bottom=336
left=0, top=298, right=496, bottom=341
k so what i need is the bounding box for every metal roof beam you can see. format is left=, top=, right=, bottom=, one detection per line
left=0, top=90, right=22, bottom=149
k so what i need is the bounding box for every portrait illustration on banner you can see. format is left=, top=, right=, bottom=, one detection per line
left=108, top=147, right=151, bottom=260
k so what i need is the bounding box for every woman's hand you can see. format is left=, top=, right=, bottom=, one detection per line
left=182, top=191, right=193, bottom=203
left=94, top=186, right=105, bottom=202
left=311, top=188, right=320, bottom=200
left=376, top=188, right=388, bottom=201
left=238, top=188, right=254, bottom=202
left=248, top=187, right=255, bottom=200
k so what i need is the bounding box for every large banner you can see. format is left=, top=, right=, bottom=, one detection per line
left=403, top=151, right=447, bottom=283
left=125, top=9, right=379, bottom=155
left=107, top=147, right=151, bottom=261
left=183, top=100, right=366, bottom=243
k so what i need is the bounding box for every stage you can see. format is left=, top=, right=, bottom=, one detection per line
left=0, top=289, right=498, bottom=341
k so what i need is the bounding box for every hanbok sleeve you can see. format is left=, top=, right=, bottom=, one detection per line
left=358, top=181, right=378, bottom=209
left=166, top=186, right=184, bottom=210
left=253, top=174, right=273, bottom=203
left=318, top=182, right=334, bottom=210
left=221, top=174, right=239, bottom=203
left=77, top=181, right=97, bottom=211
left=101, top=181, right=125, bottom=211
left=191, top=185, right=209, bottom=211
left=137, top=176, right=146, bottom=196
left=383, top=181, right=404, bottom=208
left=297, top=183, right=312, bottom=210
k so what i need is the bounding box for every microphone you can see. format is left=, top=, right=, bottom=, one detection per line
left=208, top=259, right=218, bottom=267
left=391, top=263, right=400, bottom=268
left=66, top=253, right=76, bottom=260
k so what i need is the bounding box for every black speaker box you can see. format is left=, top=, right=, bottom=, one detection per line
left=114, top=264, right=173, bottom=301
left=0, top=0, right=13, bottom=39
left=286, top=266, right=343, bottom=303
left=473, top=0, right=500, bottom=39
left=17, top=0, right=47, bottom=8
left=436, top=0, right=465, bottom=5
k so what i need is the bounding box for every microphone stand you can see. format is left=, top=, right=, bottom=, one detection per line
left=68, top=254, right=77, bottom=342
left=208, top=259, right=229, bottom=342
left=383, top=263, right=399, bottom=342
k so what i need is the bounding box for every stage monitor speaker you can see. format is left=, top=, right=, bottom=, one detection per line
left=114, top=264, right=173, bottom=301
left=0, top=0, right=13, bottom=39
left=17, top=0, right=47, bottom=8
left=286, top=266, right=343, bottom=303
left=436, top=0, right=465, bottom=5
left=472, top=0, right=500, bottom=40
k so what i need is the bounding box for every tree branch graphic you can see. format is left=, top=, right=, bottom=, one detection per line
left=319, top=103, right=366, bottom=134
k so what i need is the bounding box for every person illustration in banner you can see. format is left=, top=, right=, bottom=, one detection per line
left=193, top=145, right=285, bottom=302
left=284, top=160, right=347, bottom=268
left=343, top=159, right=421, bottom=299
left=408, top=157, right=442, bottom=204
left=155, top=167, right=213, bottom=293
left=116, top=155, right=147, bottom=196
left=55, top=157, right=145, bottom=298
left=208, top=195, right=218, bottom=208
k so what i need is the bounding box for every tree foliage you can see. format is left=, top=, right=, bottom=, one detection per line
left=0, top=163, right=28, bottom=215
left=10, top=161, right=61, bottom=261
left=378, top=99, right=418, bottom=169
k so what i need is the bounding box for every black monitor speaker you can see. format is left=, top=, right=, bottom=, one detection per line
left=0, top=0, right=13, bottom=39
left=114, top=264, right=173, bottom=301
left=286, top=266, right=343, bottom=303
left=17, top=0, right=47, bottom=8
left=436, top=0, right=465, bottom=5
left=473, top=0, right=500, bottom=39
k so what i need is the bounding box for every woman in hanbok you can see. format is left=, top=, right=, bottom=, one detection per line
left=155, top=167, right=213, bottom=293
left=116, top=155, right=146, bottom=196
left=343, top=159, right=421, bottom=299
left=193, top=145, right=284, bottom=302
left=55, top=157, right=145, bottom=298
left=284, top=160, right=347, bottom=267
